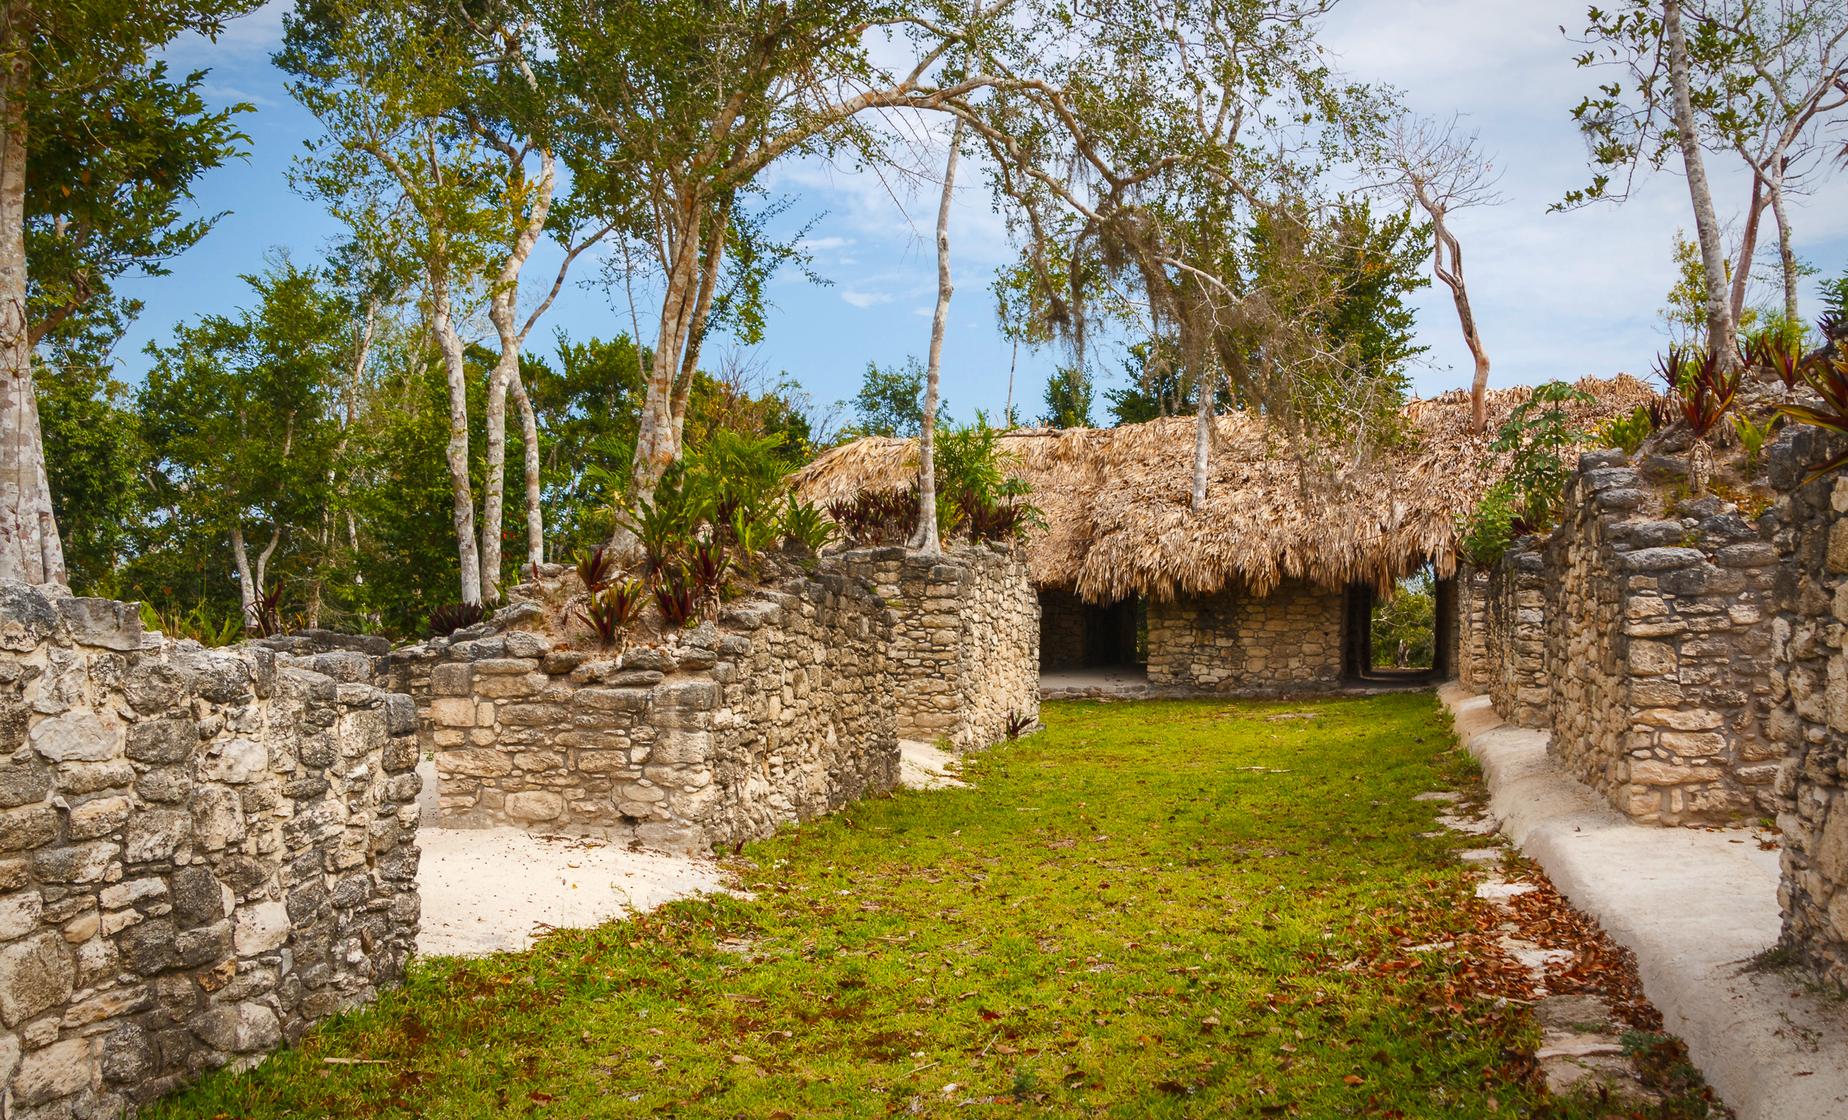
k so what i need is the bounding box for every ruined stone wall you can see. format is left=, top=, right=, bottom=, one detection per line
left=1455, top=568, right=1491, bottom=691
left=1482, top=539, right=1551, bottom=728
left=837, top=543, right=1039, bottom=749
left=397, top=564, right=899, bottom=854
left=1145, top=579, right=1344, bottom=693
left=1543, top=453, right=1779, bottom=825
left=1765, top=429, right=1848, bottom=986
left=0, top=583, right=419, bottom=1118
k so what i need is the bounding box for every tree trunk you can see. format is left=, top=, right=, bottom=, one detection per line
left=1418, top=189, right=1492, bottom=433
left=0, top=35, right=65, bottom=586
left=479, top=355, right=512, bottom=603
left=1767, top=165, right=1799, bottom=325
left=1190, top=363, right=1215, bottom=511
left=230, top=525, right=256, bottom=630
left=1663, top=0, right=1736, bottom=361
left=508, top=367, right=543, bottom=571
left=1729, top=171, right=1764, bottom=327
left=912, top=119, right=962, bottom=557
left=429, top=268, right=482, bottom=606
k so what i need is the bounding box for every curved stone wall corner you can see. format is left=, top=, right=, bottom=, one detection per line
left=1766, top=429, right=1848, bottom=985
left=0, top=582, right=420, bottom=1116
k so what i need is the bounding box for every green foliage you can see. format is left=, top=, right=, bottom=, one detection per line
left=1371, top=571, right=1435, bottom=670
left=1592, top=405, right=1657, bottom=455
left=776, top=496, right=835, bottom=556
left=1732, top=412, right=1777, bottom=468
left=1488, top=381, right=1596, bottom=532
left=1457, top=481, right=1519, bottom=568
left=1105, top=340, right=1231, bottom=426
left=845, top=358, right=929, bottom=439
left=1041, top=366, right=1094, bottom=429
left=36, top=299, right=146, bottom=593
left=932, top=416, right=1040, bottom=543
left=138, top=601, right=241, bottom=648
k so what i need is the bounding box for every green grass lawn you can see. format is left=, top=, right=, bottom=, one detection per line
left=151, top=694, right=1600, bottom=1118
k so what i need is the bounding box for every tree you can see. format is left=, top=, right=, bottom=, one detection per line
left=1042, top=367, right=1094, bottom=429
left=37, top=296, right=143, bottom=592
left=848, top=358, right=930, bottom=438
left=1384, top=115, right=1498, bottom=431
left=913, top=118, right=964, bottom=557
left=140, top=260, right=346, bottom=631
left=1, top=0, right=256, bottom=585
left=1567, top=1, right=1748, bottom=360
left=1682, top=0, right=1848, bottom=324
left=282, top=0, right=607, bottom=605
left=535, top=0, right=1025, bottom=518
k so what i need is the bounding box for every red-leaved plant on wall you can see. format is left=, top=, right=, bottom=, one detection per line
left=1657, top=344, right=1741, bottom=440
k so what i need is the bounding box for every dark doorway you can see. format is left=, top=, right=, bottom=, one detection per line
left=1343, top=562, right=1455, bottom=685
left=1039, top=591, right=1143, bottom=670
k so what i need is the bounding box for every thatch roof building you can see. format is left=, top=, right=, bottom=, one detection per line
left=796, top=376, right=1655, bottom=695
left=795, top=376, right=1655, bottom=600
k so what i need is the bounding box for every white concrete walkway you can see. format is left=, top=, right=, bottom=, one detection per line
left=1440, top=684, right=1848, bottom=1120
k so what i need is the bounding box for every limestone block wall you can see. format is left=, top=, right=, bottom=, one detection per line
left=837, top=543, right=1039, bottom=749
left=1481, top=538, right=1551, bottom=728
left=1765, top=429, right=1848, bottom=985
left=395, top=565, right=899, bottom=854
left=0, top=582, right=420, bottom=1118
left=1543, top=453, right=1779, bottom=825
left=1145, top=579, right=1344, bottom=692
left=1455, top=568, right=1491, bottom=691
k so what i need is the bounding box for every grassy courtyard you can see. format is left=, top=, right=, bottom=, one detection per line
left=153, top=695, right=1655, bottom=1118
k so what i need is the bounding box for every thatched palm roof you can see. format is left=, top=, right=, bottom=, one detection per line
left=793, top=376, right=1658, bottom=602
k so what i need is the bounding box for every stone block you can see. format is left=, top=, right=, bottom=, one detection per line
left=0, top=931, right=73, bottom=1026
left=504, top=791, right=563, bottom=822
left=12, top=1035, right=95, bottom=1105
left=28, top=709, right=119, bottom=763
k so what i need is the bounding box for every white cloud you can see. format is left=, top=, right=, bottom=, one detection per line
left=841, top=289, right=895, bottom=309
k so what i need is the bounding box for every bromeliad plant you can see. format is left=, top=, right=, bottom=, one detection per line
left=778, top=495, right=836, bottom=556
left=650, top=562, right=697, bottom=629
left=687, top=537, right=729, bottom=617
left=574, top=544, right=618, bottom=592
left=1658, top=345, right=1741, bottom=441
left=579, top=580, right=646, bottom=650
left=1780, top=348, right=1848, bottom=481
left=1591, top=404, right=1656, bottom=455
left=427, top=601, right=486, bottom=638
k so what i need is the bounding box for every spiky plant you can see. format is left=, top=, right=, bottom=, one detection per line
left=650, top=563, right=697, bottom=629
left=579, top=580, right=646, bottom=649
left=427, top=602, right=486, bottom=638
left=779, top=496, right=837, bottom=555
left=1780, top=350, right=1848, bottom=480
left=574, top=545, right=617, bottom=592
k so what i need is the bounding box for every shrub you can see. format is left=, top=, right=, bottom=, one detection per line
left=427, top=601, right=486, bottom=637
left=139, top=602, right=241, bottom=647
left=1456, top=481, right=1518, bottom=568
left=778, top=496, right=836, bottom=555
left=579, top=580, right=646, bottom=649
left=1780, top=348, right=1848, bottom=480
left=618, top=471, right=695, bottom=574
left=1489, top=380, right=1595, bottom=531
left=1731, top=412, right=1777, bottom=469
left=650, top=563, right=697, bottom=628
left=1657, top=344, right=1740, bottom=440
left=1592, top=404, right=1656, bottom=455
left=574, top=545, right=617, bottom=592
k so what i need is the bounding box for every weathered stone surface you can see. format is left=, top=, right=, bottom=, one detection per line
left=0, top=584, right=421, bottom=1112
left=0, top=932, right=73, bottom=1026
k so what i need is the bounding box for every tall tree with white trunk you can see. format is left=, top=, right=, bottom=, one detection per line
left=911, top=118, right=964, bottom=558
left=283, top=0, right=607, bottom=605
left=0, top=0, right=254, bottom=585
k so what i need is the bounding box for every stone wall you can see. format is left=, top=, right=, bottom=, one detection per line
left=1455, top=568, right=1491, bottom=691
left=1542, top=453, right=1779, bottom=825
left=1145, top=579, right=1344, bottom=693
left=0, top=582, right=419, bottom=1117
left=837, top=543, right=1039, bottom=749
left=394, top=563, right=899, bottom=854
left=1765, top=429, right=1848, bottom=985
left=1480, top=538, right=1551, bottom=728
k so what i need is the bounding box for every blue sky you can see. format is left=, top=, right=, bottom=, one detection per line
left=124, top=0, right=1848, bottom=429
